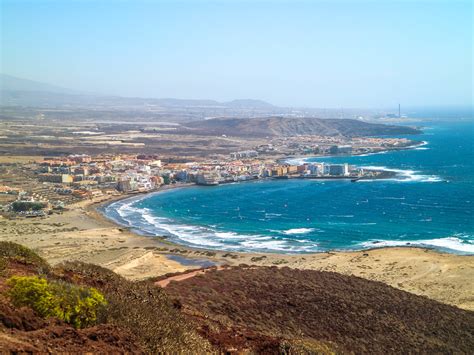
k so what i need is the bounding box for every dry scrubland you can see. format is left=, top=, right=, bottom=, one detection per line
left=1, top=242, right=473, bottom=353
left=0, top=118, right=265, bottom=159
left=165, top=266, right=474, bottom=353
left=1, top=196, right=473, bottom=312
left=0, top=116, right=419, bottom=159
left=0, top=242, right=211, bottom=353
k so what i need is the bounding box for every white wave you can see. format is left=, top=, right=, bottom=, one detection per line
left=361, top=166, right=442, bottom=183
left=116, top=202, right=136, bottom=218
left=111, top=202, right=295, bottom=250
left=214, top=231, right=262, bottom=240
left=107, top=201, right=325, bottom=252
left=240, top=239, right=287, bottom=250
left=239, top=238, right=316, bottom=252
left=374, top=196, right=405, bottom=200
left=283, top=140, right=428, bottom=164
left=282, top=228, right=315, bottom=235
left=142, top=210, right=166, bottom=225
left=354, top=150, right=389, bottom=157
left=284, top=157, right=307, bottom=165
left=360, top=236, right=474, bottom=254
left=161, top=224, right=225, bottom=248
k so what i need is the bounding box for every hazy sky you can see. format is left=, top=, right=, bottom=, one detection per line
left=1, top=0, right=472, bottom=108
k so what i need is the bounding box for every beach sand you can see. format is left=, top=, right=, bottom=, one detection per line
left=1, top=193, right=473, bottom=311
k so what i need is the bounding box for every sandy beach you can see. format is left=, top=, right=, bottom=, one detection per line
left=1, top=191, right=473, bottom=311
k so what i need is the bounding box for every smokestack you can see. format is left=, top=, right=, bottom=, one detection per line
left=398, top=104, right=401, bottom=118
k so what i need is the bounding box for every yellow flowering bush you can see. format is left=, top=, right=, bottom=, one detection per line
left=7, top=275, right=107, bottom=328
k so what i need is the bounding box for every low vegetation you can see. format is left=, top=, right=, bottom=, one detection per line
left=1, top=242, right=473, bottom=353
left=7, top=275, right=106, bottom=329
left=165, top=265, right=474, bottom=353
left=0, top=242, right=210, bottom=353
left=55, top=261, right=212, bottom=353
left=0, top=241, right=50, bottom=272
left=10, top=201, right=46, bottom=212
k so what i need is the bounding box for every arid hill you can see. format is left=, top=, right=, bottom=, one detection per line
left=182, top=116, right=421, bottom=137
left=0, top=242, right=211, bottom=353
left=1, top=242, right=473, bottom=353
left=165, top=266, right=474, bottom=353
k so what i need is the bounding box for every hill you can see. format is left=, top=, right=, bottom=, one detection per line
left=0, top=74, right=81, bottom=94
left=165, top=266, right=474, bottom=353
left=0, top=242, right=211, bottom=353
left=183, top=116, right=421, bottom=137
left=224, top=99, right=275, bottom=109
left=2, top=242, right=472, bottom=353
left=0, top=74, right=276, bottom=110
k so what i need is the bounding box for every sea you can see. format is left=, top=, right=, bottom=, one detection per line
left=103, top=112, right=474, bottom=255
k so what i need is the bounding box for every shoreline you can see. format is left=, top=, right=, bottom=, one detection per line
left=1, top=190, right=473, bottom=310
left=99, top=176, right=469, bottom=256
left=278, top=139, right=427, bottom=164
left=1, top=136, right=473, bottom=310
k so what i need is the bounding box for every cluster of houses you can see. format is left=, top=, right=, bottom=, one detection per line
left=1, top=152, right=377, bottom=216
left=34, top=152, right=370, bottom=190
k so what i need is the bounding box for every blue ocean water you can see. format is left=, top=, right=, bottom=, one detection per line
left=104, top=119, right=474, bottom=254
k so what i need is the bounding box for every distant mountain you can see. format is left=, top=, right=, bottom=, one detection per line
left=0, top=74, right=275, bottom=110
left=0, top=74, right=82, bottom=94
left=224, top=99, right=275, bottom=109
left=183, top=116, right=421, bottom=137
left=151, top=98, right=222, bottom=107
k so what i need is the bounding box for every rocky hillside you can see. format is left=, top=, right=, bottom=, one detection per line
left=0, top=242, right=211, bottom=353
left=183, top=116, right=421, bottom=137
left=165, top=266, right=474, bottom=353
left=1, top=242, right=473, bottom=353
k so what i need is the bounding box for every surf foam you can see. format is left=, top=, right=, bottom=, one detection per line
left=361, top=166, right=443, bottom=183
left=360, top=235, right=474, bottom=254
left=282, top=228, right=316, bottom=235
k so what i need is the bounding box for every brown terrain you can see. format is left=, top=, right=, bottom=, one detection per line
left=0, top=242, right=211, bottom=353
left=164, top=266, right=474, bottom=353
left=1, top=195, right=473, bottom=311
left=0, top=117, right=260, bottom=158
left=183, top=116, right=421, bottom=137
left=1, top=242, right=473, bottom=353
left=0, top=112, right=420, bottom=158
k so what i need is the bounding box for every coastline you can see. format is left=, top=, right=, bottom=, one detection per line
left=277, top=139, right=427, bottom=164
left=1, top=188, right=472, bottom=311
left=2, top=135, right=473, bottom=311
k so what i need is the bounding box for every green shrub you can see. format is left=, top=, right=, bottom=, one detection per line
left=50, top=281, right=107, bottom=329
left=6, top=275, right=107, bottom=328
left=0, top=241, right=50, bottom=271
left=11, top=201, right=46, bottom=212
left=57, top=261, right=212, bottom=352
left=0, top=257, right=7, bottom=273
left=6, top=276, right=58, bottom=318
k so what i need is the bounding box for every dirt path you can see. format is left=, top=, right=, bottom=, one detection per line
left=156, top=267, right=223, bottom=288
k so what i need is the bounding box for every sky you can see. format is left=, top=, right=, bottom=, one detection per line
left=1, top=0, right=472, bottom=108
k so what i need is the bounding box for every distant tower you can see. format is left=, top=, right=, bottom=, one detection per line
left=398, top=104, right=401, bottom=118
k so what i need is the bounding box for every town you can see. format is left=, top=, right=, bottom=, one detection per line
left=0, top=148, right=393, bottom=217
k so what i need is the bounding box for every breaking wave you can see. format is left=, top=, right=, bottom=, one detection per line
left=359, top=235, right=474, bottom=254
left=282, top=228, right=315, bottom=235
left=103, top=196, right=473, bottom=255
left=104, top=199, right=320, bottom=253
left=361, top=166, right=443, bottom=183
